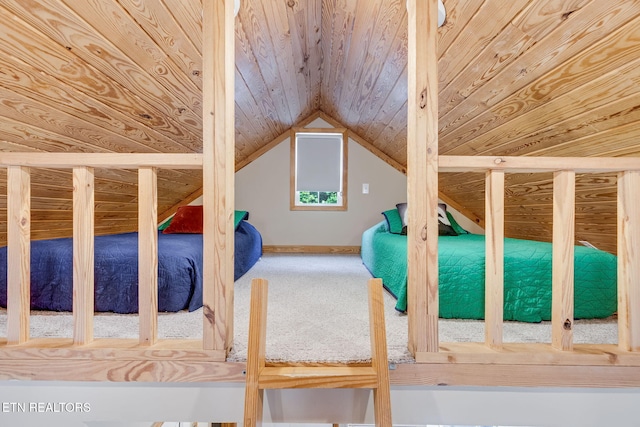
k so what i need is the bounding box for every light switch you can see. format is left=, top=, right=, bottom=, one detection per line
left=362, top=183, right=369, bottom=194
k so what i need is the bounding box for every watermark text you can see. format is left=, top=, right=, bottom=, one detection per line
left=2, top=402, right=91, bottom=413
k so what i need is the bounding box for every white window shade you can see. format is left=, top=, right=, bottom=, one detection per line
left=295, top=134, right=342, bottom=192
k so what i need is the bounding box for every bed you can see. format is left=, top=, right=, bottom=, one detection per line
left=361, top=206, right=617, bottom=322
left=0, top=208, right=262, bottom=314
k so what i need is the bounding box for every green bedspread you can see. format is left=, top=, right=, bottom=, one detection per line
left=361, top=221, right=617, bottom=322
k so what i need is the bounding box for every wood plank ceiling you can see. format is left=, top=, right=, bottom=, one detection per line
left=0, top=0, right=639, bottom=254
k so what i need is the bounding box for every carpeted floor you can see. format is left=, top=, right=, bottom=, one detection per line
left=227, top=253, right=414, bottom=363
left=0, top=253, right=618, bottom=363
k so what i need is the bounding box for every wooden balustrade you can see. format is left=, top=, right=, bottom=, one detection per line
left=6, top=165, right=30, bottom=345
left=138, top=166, right=158, bottom=346
left=72, top=166, right=95, bottom=345
left=484, top=169, right=504, bottom=349
left=408, top=155, right=640, bottom=360
left=1, top=153, right=217, bottom=358
left=0, top=153, right=639, bottom=386
left=618, top=170, right=640, bottom=351
left=552, top=170, right=575, bottom=351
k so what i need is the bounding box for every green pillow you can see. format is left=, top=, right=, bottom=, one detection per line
left=446, top=211, right=469, bottom=234
left=382, top=209, right=404, bottom=234
left=234, top=210, right=249, bottom=230
left=158, top=216, right=172, bottom=231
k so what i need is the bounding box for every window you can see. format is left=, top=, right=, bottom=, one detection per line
left=290, top=127, right=348, bottom=211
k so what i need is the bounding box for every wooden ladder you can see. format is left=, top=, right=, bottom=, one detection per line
left=243, top=277, right=392, bottom=427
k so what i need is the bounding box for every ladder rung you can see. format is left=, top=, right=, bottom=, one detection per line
left=244, top=278, right=391, bottom=427
left=258, top=366, right=378, bottom=389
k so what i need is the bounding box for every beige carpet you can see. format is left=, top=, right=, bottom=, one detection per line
left=0, top=254, right=618, bottom=363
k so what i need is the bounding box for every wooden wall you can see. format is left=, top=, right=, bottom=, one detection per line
left=439, top=171, right=618, bottom=253
left=0, top=168, right=202, bottom=243
left=0, top=1, right=638, bottom=253
left=320, top=0, right=640, bottom=254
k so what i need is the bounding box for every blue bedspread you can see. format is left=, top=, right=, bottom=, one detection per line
left=0, top=220, right=262, bottom=313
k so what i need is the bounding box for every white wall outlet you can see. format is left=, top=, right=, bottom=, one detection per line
left=362, top=183, right=369, bottom=194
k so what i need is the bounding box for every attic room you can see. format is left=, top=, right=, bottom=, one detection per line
left=0, top=0, right=639, bottom=426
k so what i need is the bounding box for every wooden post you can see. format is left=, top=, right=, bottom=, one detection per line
left=139, top=166, right=158, bottom=346
left=202, top=0, right=235, bottom=352
left=73, top=166, right=95, bottom=345
left=6, top=166, right=30, bottom=345
left=243, top=278, right=268, bottom=427
left=368, top=278, right=392, bottom=427
left=407, top=0, right=439, bottom=354
left=485, top=170, right=504, bottom=348
left=552, top=170, right=575, bottom=351
left=618, top=171, right=640, bottom=351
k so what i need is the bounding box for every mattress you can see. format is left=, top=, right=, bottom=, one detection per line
left=0, top=220, right=262, bottom=313
left=361, top=221, right=617, bottom=322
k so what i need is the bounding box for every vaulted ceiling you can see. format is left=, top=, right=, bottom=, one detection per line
left=0, top=0, right=639, bottom=253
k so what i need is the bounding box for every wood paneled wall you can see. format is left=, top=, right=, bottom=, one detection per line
left=320, top=0, right=640, bottom=254
left=0, top=1, right=638, bottom=252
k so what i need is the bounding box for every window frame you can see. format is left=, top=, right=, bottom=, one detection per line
left=290, top=127, right=348, bottom=211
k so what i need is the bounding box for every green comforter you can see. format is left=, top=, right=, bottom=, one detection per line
left=361, top=221, right=617, bottom=322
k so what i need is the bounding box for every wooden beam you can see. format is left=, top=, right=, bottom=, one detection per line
left=202, top=0, right=235, bottom=352
left=0, top=153, right=202, bottom=168
left=1, top=342, right=640, bottom=386
left=484, top=170, right=504, bottom=348
left=552, top=170, right=575, bottom=351
left=392, top=361, right=640, bottom=388
left=262, top=245, right=360, bottom=254
left=0, top=357, right=243, bottom=383
left=138, top=167, right=158, bottom=346
left=0, top=337, right=226, bottom=360
left=439, top=155, right=640, bottom=173
left=618, top=170, right=640, bottom=351
left=6, top=166, right=30, bottom=345
left=407, top=0, right=439, bottom=354
left=73, top=166, right=94, bottom=345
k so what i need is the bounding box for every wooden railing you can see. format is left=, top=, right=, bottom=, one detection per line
left=1, top=152, right=639, bottom=386
left=407, top=155, right=640, bottom=362
left=0, top=153, right=232, bottom=357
